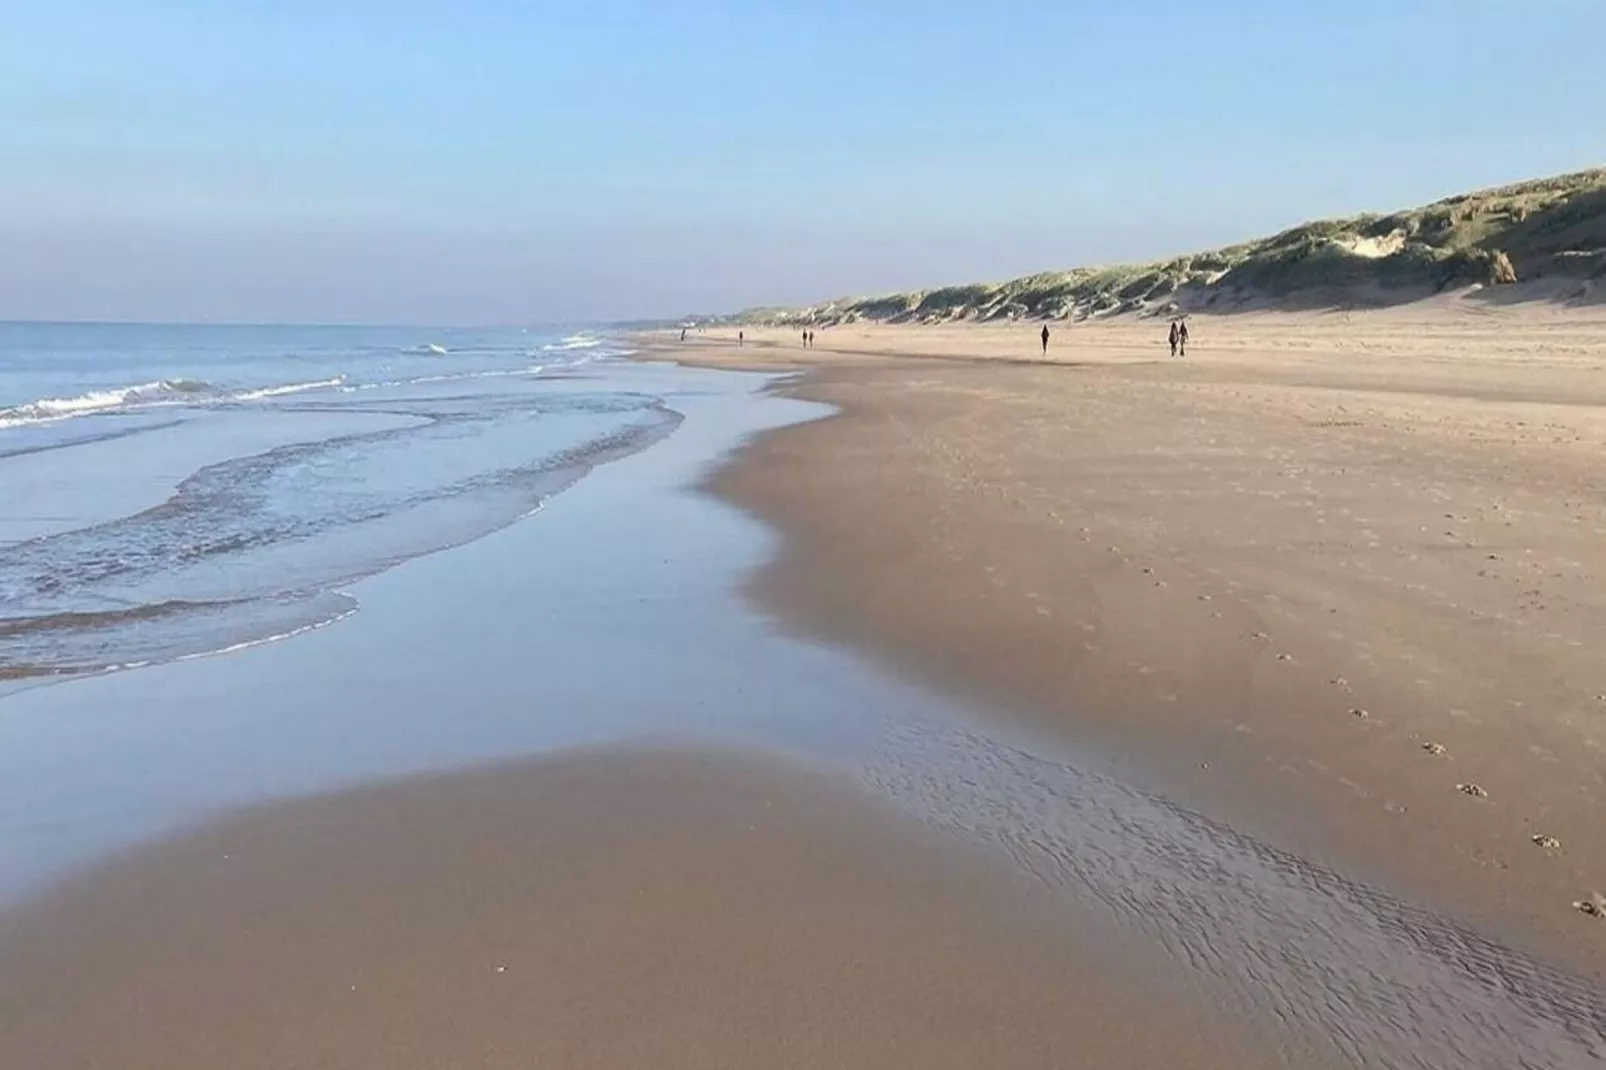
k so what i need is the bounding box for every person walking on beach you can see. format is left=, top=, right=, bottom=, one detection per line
left=1178, top=320, right=1189, bottom=357
left=1168, top=320, right=1179, bottom=358
left=738, top=330, right=745, bottom=348
left=1040, top=325, right=1050, bottom=354
left=680, top=327, right=687, bottom=342
left=808, top=329, right=815, bottom=348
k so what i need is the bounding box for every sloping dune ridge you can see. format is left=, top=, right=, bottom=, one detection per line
left=737, top=167, right=1606, bottom=325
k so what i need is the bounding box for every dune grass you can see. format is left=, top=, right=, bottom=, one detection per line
left=739, top=168, right=1606, bottom=324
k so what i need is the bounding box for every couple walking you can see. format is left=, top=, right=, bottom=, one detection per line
left=1168, top=320, right=1190, bottom=357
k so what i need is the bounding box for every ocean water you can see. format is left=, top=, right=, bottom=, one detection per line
left=0, top=322, right=667, bottom=690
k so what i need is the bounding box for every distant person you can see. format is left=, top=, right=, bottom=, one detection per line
left=738, top=330, right=745, bottom=348
left=802, top=329, right=809, bottom=348
left=1178, top=321, right=1189, bottom=357
left=1040, top=325, right=1050, bottom=354
left=680, top=327, right=687, bottom=342
left=809, top=329, right=817, bottom=348
left=1168, top=321, right=1179, bottom=358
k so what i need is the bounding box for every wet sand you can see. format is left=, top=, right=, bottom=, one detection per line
left=661, top=299, right=1606, bottom=973
left=0, top=748, right=1267, bottom=1070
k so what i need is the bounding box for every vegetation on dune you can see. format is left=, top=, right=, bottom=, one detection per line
left=735, top=168, right=1606, bottom=325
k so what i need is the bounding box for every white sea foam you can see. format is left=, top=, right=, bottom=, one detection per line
left=0, top=334, right=618, bottom=432
left=542, top=333, right=604, bottom=352
left=173, top=601, right=362, bottom=664
left=232, top=376, right=347, bottom=401
left=55, top=600, right=363, bottom=684
left=0, top=379, right=211, bottom=429
left=345, top=368, right=534, bottom=393
left=0, top=376, right=349, bottom=429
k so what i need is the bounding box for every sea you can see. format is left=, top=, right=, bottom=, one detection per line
left=0, top=322, right=667, bottom=693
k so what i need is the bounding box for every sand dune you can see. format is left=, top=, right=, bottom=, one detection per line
left=730, top=167, right=1606, bottom=324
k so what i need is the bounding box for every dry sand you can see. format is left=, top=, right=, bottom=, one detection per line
left=0, top=748, right=1269, bottom=1070
left=664, top=296, right=1606, bottom=971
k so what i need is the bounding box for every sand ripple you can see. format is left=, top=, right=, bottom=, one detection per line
left=864, top=722, right=1606, bottom=1068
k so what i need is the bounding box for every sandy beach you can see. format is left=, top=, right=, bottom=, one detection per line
left=4, top=307, right=1605, bottom=1068
left=0, top=748, right=1276, bottom=1070
left=665, top=297, right=1606, bottom=972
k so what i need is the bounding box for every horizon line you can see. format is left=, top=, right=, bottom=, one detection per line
left=0, top=317, right=665, bottom=332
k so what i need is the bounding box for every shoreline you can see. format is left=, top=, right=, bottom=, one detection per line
left=0, top=358, right=817, bottom=905
left=641, top=308, right=1606, bottom=977
left=6, top=329, right=1605, bottom=1066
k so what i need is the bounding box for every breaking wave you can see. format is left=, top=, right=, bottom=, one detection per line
left=541, top=333, right=604, bottom=352
left=0, top=377, right=348, bottom=429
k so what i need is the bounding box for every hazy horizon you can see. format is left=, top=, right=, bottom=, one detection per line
left=4, top=1, right=1601, bottom=325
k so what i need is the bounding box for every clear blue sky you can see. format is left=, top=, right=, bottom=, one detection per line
left=2, top=0, right=1600, bottom=324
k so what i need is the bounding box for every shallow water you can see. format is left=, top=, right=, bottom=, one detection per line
left=0, top=323, right=657, bottom=685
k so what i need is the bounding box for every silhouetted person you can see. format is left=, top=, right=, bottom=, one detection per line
left=1178, top=321, right=1189, bottom=357
left=680, top=327, right=687, bottom=342
left=738, top=330, right=745, bottom=347
left=1040, top=325, right=1050, bottom=353
left=1168, top=321, right=1179, bottom=358
left=808, top=330, right=815, bottom=348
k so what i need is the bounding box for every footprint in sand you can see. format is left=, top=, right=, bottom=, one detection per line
left=1531, top=834, right=1561, bottom=851
left=1456, top=783, right=1489, bottom=798
left=1422, top=742, right=1447, bottom=756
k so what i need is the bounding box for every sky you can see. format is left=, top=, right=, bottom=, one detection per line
left=1, top=0, right=1601, bottom=325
